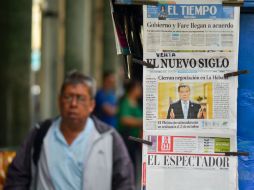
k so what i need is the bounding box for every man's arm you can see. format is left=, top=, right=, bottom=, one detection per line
left=118, top=99, right=142, bottom=128
left=102, top=103, right=117, bottom=116
left=167, top=104, right=175, bottom=119
left=4, top=129, right=37, bottom=190
left=188, top=102, right=202, bottom=119
left=167, top=104, right=171, bottom=119
left=111, top=130, right=135, bottom=190
left=195, top=103, right=202, bottom=119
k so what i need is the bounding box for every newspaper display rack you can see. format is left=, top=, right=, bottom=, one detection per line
left=110, top=0, right=245, bottom=189
left=142, top=0, right=240, bottom=189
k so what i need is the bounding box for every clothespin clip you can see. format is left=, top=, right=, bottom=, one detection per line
left=128, top=136, right=153, bottom=146
left=224, top=70, right=249, bottom=78
left=222, top=0, right=244, bottom=6
left=43, top=10, right=59, bottom=18
left=215, top=151, right=249, bottom=156
left=123, top=55, right=131, bottom=79
left=132, top=58, right=156, bottom=69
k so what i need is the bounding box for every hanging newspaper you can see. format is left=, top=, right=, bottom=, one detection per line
left=142, top=0, right=240, bottom=189
left=144, top=69, right=237, bottom=130
left=143, top=0, right=240, bottom=130
left=143, top=0, right=239, bottom=52
left=142, top=130, right=238, bottom=190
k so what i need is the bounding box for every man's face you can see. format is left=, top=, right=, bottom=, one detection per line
left=161, top=6, right=165, bottom=12
left=59, top=83, right=95, bottom=127
left=133, top=83, right=142, bottom=99
left=178, top=86, right=190, bottom=101
left=104, top=74, right=116, bottom=90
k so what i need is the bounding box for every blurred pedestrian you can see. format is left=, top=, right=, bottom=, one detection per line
left=4, top=70, right=135, bottom=190
left=117, top=80, right=143, bottom=188
left=94, top=71, right=117, bottom=127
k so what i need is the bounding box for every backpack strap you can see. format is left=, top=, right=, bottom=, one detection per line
left=32, top=119, right=52, bottom=166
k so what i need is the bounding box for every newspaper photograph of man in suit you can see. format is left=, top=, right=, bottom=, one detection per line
left=158, top=82, right=213, bottom=120
left=167, top=84, right=203, bottom=119
left=167, top=84, right=202, bottom=119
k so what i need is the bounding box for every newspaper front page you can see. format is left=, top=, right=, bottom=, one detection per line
left=142, top=0, right=240, bottom=189
left=142, top=130, right=238, bottom=190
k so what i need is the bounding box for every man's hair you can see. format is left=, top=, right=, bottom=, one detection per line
left=178, top=84, right=190, bottom=92
left=160, top=5, right=166, bottom=11
left=123, top=79, right=142, bottom=93
left=103, top=70, right=114, bottom=80
left=60, top=70, right=96, bottom=98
